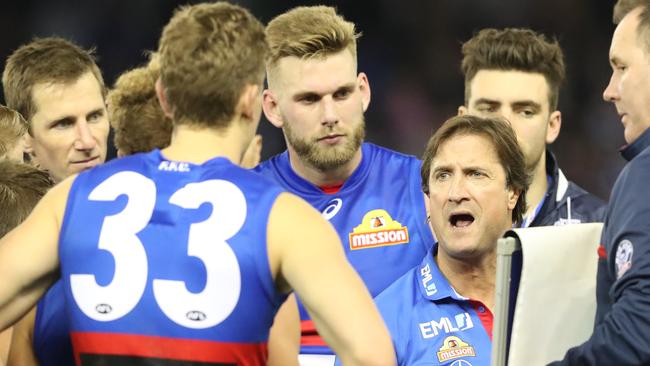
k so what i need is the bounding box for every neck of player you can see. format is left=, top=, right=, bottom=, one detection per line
left=288, top=148, right=363, bottom=187
left=525, top=154, right=549, bottom=221
left=436, top=249, right=496, bottom=312
left=162, top=121, right=251, bottom=165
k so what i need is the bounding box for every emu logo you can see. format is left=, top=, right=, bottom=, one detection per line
left=186, top=311, right=207, bottom=322
left=95, top=303, right=112, bottom=314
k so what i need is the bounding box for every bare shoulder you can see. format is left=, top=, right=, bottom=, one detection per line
left=40, top=174, right=77, bottom=225
left=266, top=192, right=343, bottom=292
left=268, top=192, right=337, bottom=241
left=270, top=192, right=314, bottom=212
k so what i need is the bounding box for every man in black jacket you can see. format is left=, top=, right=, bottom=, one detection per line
left=458, top=28, right=606, bottom=227
left=551, top=1, right=650, bottom=364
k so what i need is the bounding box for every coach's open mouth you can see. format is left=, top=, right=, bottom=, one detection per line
left=449, top=213, right=475, bottom=228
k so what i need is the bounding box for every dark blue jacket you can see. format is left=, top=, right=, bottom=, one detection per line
left=550, top=128, right=650, bottom=365
left=533, top=150, right=606, bottom=227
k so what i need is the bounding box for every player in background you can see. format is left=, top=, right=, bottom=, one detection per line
left=0, top=106, right=28, bottom=163
left=0, top=162, right=52, bottom=366
left=107, top=53, right=262, bottom=167
left=3, top=36, right=110, bottom=366
left=458, top=27, right=606, bottom=228
left=256, top=6, right=434, bottom=364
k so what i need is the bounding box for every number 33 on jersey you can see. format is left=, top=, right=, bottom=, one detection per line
left=58, top=151, right=287, bottom=362
left=71, top=171, right=243, bottom=328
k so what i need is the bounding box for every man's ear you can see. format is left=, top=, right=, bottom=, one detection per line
left=237, top=84, right=261, bottom=121
left=458, top=105, right=468, bottom=116
left=24, top=133, right=40, bottom=167
left=507, top=187, right=521, bottom=211
left=262, top=89, right=284, bottom=128
left=546, top=110, right=562, bottom=144
left=422, top=192, right=431, bottom=219
left=357, top=72, right=371, bottom=112
left=24, top=133, right=34, bottom=156
left=155, top=78, right=174, bottom=119
left=423, top=191, right=431, bottom=225
left=18, top=132, right=28, bottom=150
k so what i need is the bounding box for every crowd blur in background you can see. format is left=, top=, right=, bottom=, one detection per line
left=0, top=0, right=622, bottom=200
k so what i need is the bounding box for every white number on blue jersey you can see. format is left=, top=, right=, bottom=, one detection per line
left=70, top=172, right=153, bottom=321
left=69, top=172, right=244, bottom=329
left=154, top=180, right=244, bottom=329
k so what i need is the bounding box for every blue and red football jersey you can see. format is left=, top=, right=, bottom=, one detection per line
left=58, top=150, right=287, bottom=365
left=255, top=142, right=434, bottom=354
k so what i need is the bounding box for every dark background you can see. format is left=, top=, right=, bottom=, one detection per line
left=0, top=0, right=623, bottom=200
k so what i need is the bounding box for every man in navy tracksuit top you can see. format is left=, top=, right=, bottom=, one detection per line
left=550, top=2, right=650, bottom=364
left=458, top=28, right=606, bottom=228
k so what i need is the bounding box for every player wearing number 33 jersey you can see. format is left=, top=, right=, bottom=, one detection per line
left=59, top=150, right=286, bottom=364
left=0, top=144, right=394, bottom=366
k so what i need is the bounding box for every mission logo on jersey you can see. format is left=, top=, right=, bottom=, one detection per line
left=437, top=336, right=476, bottom=363
left=348, top=209, right=409, bottom=250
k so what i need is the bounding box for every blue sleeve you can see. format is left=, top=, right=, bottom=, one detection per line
left=549, top=156, right=650, bottom=365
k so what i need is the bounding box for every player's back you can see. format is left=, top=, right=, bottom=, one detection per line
left=58, top=149, right=287, bottom=365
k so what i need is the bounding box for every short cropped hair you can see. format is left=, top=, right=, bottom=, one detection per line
left=421, top=115, right=530, bottom=226
left=158, top=2, right=267, bottom=128
left=461, top=28, right=565, bottom=111
left=614, top=0, right=650, bottom=53
left=0, top=160, right=53, bottom=237
left=107, top=55, right=172, bottom=155
left=2, top=37, right=105, bottom=128
left=265, top=6, right=360, bottom=69
left=0, top=105, right=27, bottom=159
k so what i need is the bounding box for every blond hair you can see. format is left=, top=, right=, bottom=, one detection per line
left=108, top=54, right=172, bottom=155
left=158, top=2, right=267, bottom=128
left=2, top=37, right=105, bottom=129
left=0, top=105, right=28, bottom=159
left=0, top=160, right=53, bottom=237
left=266, top=6, right=359, bottom=70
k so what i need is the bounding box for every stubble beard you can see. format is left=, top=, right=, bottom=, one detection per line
left=284, top=117, right=366, bottom=172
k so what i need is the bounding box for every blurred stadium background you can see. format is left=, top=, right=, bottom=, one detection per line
left=0, top=0, right=622, bottom=200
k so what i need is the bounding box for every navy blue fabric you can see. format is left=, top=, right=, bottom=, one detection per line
left=550, top=128, right=650, bottom=365
left=532, top=150, right=606, bottom=227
